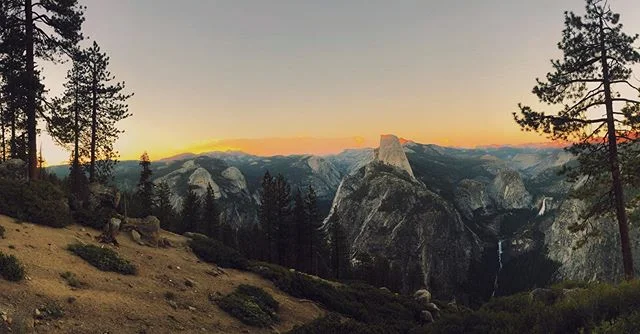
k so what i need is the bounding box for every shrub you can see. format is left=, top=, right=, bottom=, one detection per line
left=67, top=244, right=137, bottom=275
left=426, top=280, right=640, bottom=334
left=0, top=179, right=73, bottom=228
left=60, top=271, right=85, bottom=288
left=37, top=302, right=64, bottom=320
left=248, top=262, right=421, bottom=332
left=0, top=225, right=4, bottom=239
left=217, top=284, right=279, bottom=327
left=188, top=235, right=248, bottom=270
left=0, top=252, right=25, bottom=281
left=289, top=313, right=392, bottom=334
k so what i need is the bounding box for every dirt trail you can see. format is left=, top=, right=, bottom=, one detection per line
left=0, top=215, right=323, bottom=333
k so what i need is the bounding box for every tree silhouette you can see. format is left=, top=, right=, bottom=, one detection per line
left=82, top=42, right=133, bottom=182
left=137, top=152, right=153, bottom=217
left=1, top=0, right=84, bottom=180
left=514, top=0, right=640, bottom=279
left=200, top=184, right=219, bottom=239
left=154, top=181, right=176, bottom=231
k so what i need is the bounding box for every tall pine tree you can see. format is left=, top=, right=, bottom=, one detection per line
left=258, top=171, right=277, bottom=262
left=154, top=181, right=176, bottom=231
left=180, top=188, right=200, bottom=234
left=0, top=0, right=84, bottom=179
left=514, top=0, right=640, bottom=279
left=137, top=152, right=153, bottom=217
left=82, top=41, right=133, bottom=183
left=200, top=184, right=219, bottom=239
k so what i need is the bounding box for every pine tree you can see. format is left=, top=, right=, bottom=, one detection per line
left=48, top=52, right=90, bottom=194
left=258, top=171, right=277, bottom=262
left=137, top=152, right=154, bottom=217
left=304, top=185, right=323, bottom=275
left=0, top=0, right=84, bottom=180
left=81, top=42, right=133, bottom=183
left=273, top=174, right=292, bottom=266
left=180, top=188, right=201, bottom=234
left=154, top=181, right=176, bottom=231
left=514, top=0, right=640, bottom=279
left=200, top=184, right=220, bottom=239
left=328, top=213, right=350, bottom=280
left=292, top=189, right=307, bottom=270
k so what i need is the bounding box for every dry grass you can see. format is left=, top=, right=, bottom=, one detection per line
left=0, top=214, right=323, bottom=333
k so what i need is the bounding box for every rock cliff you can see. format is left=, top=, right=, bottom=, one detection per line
left=324, top=136, right=481, bottom=298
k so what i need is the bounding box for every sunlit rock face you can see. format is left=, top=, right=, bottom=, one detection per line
left=489, top=170, right=532, bottom=210
left=455, top=179, right=492, bottom=220
left=324, top=135, right=481, bottom=299
left=375, top=134, right=415, bottom=179
left=543, top=197, right=640, bottom=282
left=153, top=157, right=257, bottom=228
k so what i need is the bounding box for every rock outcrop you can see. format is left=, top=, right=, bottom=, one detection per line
left=544, top=198, right=640, bottom=282
left=454, top=179, right=492, bottom=219
left=324, top=136, right=480, bottom=298
left=488, top=170, right=532, bottom=210
left=374, top=134, right=415, bottom=179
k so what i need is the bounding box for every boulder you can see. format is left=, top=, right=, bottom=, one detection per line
left=425, top=302, right=440, bottom=313
left=122, top=216, right=161, bottom=247
left=0, top=159, right=26, bottom=180
left=131, top=230, right=144, bottom=245
left=413, top=289, right=432, bottom=304
left=87, top=182, right=121, bottom=211
left=420, top=310, right=434, bottom=324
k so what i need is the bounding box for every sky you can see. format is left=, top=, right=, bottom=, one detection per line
left=40, top=0, right=640, bottom=164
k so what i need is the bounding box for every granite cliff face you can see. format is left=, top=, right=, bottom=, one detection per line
left=324, top=135, right=481, bottom=298
left=153, top=157, right=256, bottom=227
left=543, top=197, right=640, bottom=282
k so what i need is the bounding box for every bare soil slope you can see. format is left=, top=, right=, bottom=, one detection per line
left=0, top=215, right=323, bottom=333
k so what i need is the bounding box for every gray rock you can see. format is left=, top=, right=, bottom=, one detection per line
left=122, top=216, right=161, bottom=247
left=131, top=230, right=143, bottom=245
left=488, top=170, right=532, bottom=210
left=420, top=310, right=434, bottom=323
left=323, top=135, right=481, bottom=298
left=413, top=289, right=432, bottom=304
left=425, top=302, right=440, bottom=313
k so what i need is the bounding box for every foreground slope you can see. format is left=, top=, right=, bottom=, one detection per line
left=0, top=215, right=323, bottom=333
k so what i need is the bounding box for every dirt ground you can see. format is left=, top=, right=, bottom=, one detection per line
left=0, top=215, right=324, bottom=333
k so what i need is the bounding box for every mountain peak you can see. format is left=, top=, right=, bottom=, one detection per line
left=374, top=134, right=415, bottom=178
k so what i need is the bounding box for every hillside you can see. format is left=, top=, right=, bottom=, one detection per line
left=0, top=215, right=323, bottom=334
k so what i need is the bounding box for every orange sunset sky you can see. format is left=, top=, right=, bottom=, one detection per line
left=38, top=0, right=640, bottom=164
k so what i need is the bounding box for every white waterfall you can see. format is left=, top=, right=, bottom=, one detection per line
left=537, top=197, right=549, bottom=216
left=491, top=240, right=505, bottom=297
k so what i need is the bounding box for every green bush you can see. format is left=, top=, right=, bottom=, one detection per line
left=0, top=252, right=25, bottom=281
left=0, top=179, right=73, bottom=228
left=288, top=313, right=392, bottom=334
left=248, top=262, right=421, bottom=332
left=67, top=244, right=137, bottom=275
left=217, top=284, right=279, bottom=327
left=60, top=271, right=85, bottom=288
left=188, top=235, right=248, bottom=270
left=427, top=280, right=640, bottom=334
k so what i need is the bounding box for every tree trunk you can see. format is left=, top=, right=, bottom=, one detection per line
left=1, top=100, right=5, bottom=162
left=10, top=107, right=16, bottom=158
left=25, top=0, right=38, bottom=180
left=89, top=65, right=97, bottom=182
left=600, top=18, right=634, bottom=280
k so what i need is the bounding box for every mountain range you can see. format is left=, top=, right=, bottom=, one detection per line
left=47, top=135, right=636, bottom=302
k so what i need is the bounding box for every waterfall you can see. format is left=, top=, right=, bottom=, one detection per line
left=491, top=240, right=504, bottom=297
left=537, top=197, right=549, bottom=216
